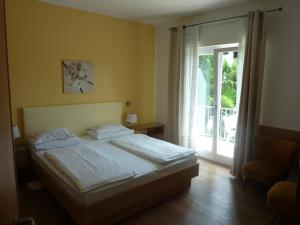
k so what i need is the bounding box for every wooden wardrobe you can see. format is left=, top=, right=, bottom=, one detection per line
left=0, top=0, right=18, bottom=224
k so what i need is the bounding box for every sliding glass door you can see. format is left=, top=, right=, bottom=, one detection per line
left=194, top=45, right=240, bottom=165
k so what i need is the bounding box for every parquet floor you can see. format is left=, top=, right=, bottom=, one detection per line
left=18, top=160, right=290, bottom=225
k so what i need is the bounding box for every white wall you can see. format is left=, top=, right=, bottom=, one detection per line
left=154, top=0, right=300, bottom=139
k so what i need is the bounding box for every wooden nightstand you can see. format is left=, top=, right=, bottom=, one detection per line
left=130, top=123, right=165, bottom=139
left=14, top=145, right=29, bottom=175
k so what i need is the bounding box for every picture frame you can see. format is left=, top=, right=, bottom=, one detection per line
left=62, top=60, right=94, bottom=93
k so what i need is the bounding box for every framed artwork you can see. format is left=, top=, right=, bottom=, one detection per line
left=62, top=60, right=94, bottom=93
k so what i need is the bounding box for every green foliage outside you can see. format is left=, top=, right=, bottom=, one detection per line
left=198, top=54, right=237, bottom=108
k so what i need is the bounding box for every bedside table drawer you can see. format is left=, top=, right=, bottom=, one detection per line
left=134, top=129, right=148, bottom=135
left=149, top=133, right=164, bottom=140
left=147, top=127, right=164, bottom=137
left=131, top=123, right=165, bottom=140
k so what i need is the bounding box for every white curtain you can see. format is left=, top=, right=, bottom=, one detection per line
left=178, top=26, right=201, bottom=148
left=236, top=18, right=247, bottom=111
left=173, top=19, right=247, bottom=153
left=168, top=27, right=183, bottom=144
left=231, top=11, right=267, bottom=177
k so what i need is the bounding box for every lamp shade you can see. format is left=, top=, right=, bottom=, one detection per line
left=12, top=125, right=21, bottom=140
left=127, top=113, right=138, bottom=124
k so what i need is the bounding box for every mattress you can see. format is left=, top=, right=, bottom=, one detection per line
left=30, top=135, right=198, bottom=205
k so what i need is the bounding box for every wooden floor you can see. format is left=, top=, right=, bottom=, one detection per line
left=18, top=160, right=291, bottom=225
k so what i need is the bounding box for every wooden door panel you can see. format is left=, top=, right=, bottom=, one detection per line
left=0, top=0, right=18, bottom=224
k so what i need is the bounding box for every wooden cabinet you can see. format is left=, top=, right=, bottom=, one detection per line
left=130, top=123, right=165, bottom=139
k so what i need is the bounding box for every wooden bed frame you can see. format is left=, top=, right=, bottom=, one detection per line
left=31, top=157, right=199, bottom=225
left=23, top=102, right=199, bottom=225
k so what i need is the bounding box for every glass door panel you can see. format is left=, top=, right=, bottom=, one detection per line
left=194, top=53, right=215, bottom=159
left=194, top=45, right=240, bottom=165
left=215, top=48, right=239, bottom=165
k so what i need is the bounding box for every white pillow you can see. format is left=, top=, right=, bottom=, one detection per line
left=33, top=128, right=77, bottom=144
left=32, top=138, right=80, bottom=151
left=90, top=124, right=132, bottom=134
left=29, top=128, right=80, bottom=150
left=86, top=128, right=133, bottom=140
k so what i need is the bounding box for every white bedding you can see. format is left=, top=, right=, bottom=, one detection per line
left=110, top=134, right=196, bottom=164
left=29, top=137, right=80, bottom=150
left=44, top=144, right=136, bottom=192
left=30, top=135, right=198, bottom=205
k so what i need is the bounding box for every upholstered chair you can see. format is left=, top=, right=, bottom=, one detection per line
left=242, top=136, right=298, bottom=189
left=267, top=172, right=299, bottom=225
left=294, top=176, right=300, bottom=225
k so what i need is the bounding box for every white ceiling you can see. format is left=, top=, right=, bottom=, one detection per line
left=38, top=0, right=249, bottom=24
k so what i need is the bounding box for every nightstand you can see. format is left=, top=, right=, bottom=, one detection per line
left=130, top=123, right=165, bottom=139
left=14, top=144, right=29, bottom=175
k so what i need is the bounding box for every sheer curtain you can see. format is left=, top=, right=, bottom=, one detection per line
left=178, top=26, right=201, bottom=148
left=169, top=19, right=248, bottom=153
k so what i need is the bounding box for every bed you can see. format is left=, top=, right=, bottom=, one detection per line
left=23, top=102, right=199, bottom=225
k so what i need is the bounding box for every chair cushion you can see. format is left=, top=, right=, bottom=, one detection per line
left=267, top=181, right=296, bottom=215
left=243, top=160, right=284, bottom=185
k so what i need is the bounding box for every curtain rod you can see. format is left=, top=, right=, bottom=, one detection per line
left=169, top=7, right=282, bottom=30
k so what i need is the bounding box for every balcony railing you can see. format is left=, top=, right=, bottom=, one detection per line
left=195, top=105, right=238, bottom=142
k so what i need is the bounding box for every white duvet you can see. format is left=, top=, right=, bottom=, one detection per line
left=110, top=134, right=196, bottom=164
left=44, top=144, right=136, bottom=193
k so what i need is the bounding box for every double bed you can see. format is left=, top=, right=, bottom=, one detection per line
left=23, top=102, right=199, bottom=225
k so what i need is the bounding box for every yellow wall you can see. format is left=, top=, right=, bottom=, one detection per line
left=5, top=0, right=155, bottom=135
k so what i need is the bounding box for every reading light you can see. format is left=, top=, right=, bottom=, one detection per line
left=127, top=113, right=138, bottom=125
left=12, top=125, right=21, bottom=140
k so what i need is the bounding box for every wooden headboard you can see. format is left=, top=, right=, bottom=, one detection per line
left=23, top=102, right=123, bottom=137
